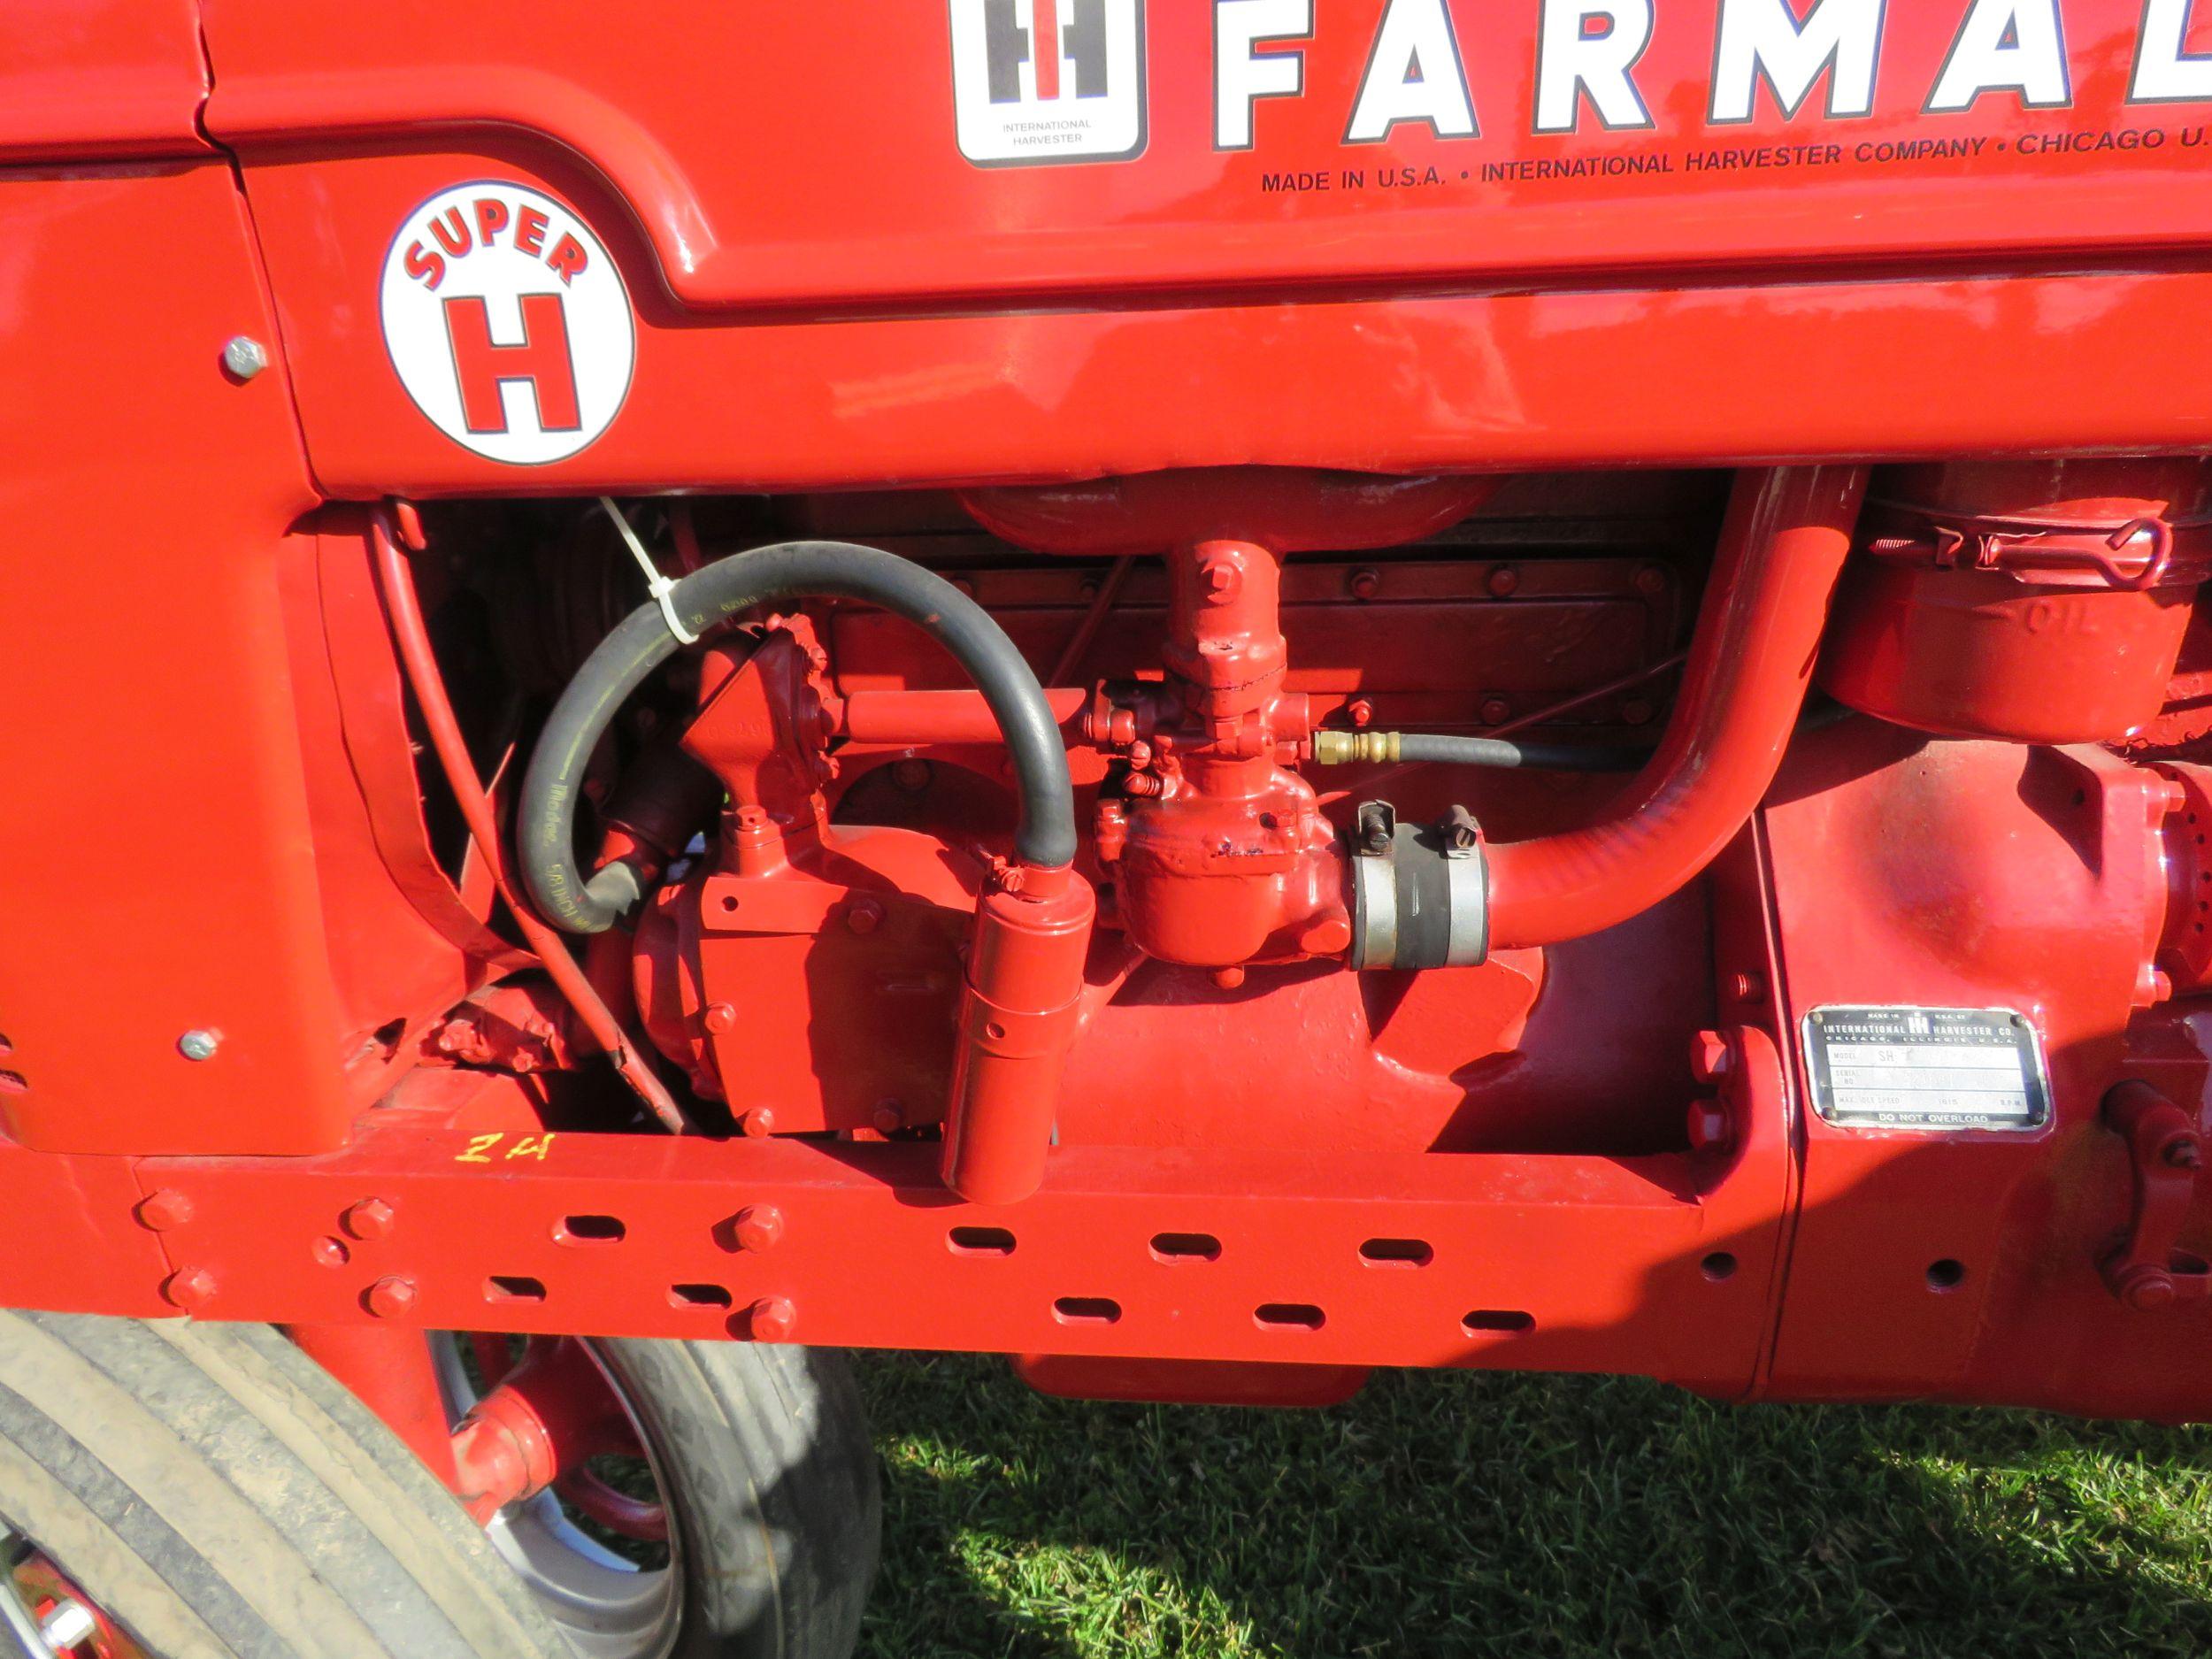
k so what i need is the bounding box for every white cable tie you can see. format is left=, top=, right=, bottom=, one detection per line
left=600, top=496, right=698, bottom=646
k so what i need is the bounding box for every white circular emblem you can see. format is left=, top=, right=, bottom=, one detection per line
left=380, top=182, right=633, bottom=465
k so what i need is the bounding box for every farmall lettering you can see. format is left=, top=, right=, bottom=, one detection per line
left=1204, top=0, right=2212, bottom=146
left=380, top=183, right=634, bottom=465
left=950, top=0, right=1148, bottom=163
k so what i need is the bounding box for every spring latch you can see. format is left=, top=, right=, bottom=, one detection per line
left=1865, top=504, right=2179, bottom=593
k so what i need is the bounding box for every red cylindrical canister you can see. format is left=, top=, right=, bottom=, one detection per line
left=1820, top=458, right=2212, bottom=744
left=940, top=866, right=1096, bottom=1205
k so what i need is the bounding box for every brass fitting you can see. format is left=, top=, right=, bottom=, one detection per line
left=1312, top=730, right=1402, bottom=765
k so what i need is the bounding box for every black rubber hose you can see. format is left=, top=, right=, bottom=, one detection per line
left=1397, top=733, right=1652, bottom=772
left=519, top=540, right=1075, bottom=933
left=1389, top=696, right=1857, bottom=775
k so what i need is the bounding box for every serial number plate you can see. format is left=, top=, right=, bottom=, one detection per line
left=1802, top=1006, right=2050, bottom=1132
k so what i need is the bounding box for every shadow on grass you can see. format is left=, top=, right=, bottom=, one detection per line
left=855, top=1355, right=2212, bottom=1659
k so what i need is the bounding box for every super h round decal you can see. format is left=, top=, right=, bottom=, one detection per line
left=381, top=183, right=633, bottom=465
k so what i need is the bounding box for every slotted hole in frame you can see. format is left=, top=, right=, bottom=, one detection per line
left=1149, top=1232, right=1223, bottom=1263
left=668, top=1283, right=733, bottom=1309
left=555, top=1214, right=627, bottom=1246
left=1358, top=1237, right=1433, bottom=1269
left=949, top=1226, right=1017, bottom=1256
left=1052, top=1296, right=1121, bottom=1325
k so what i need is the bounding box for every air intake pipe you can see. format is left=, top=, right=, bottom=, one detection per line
left=1481, top=465, right=1869, bottom=949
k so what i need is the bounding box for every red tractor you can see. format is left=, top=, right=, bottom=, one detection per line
left=7, top=0, right=2212, bottom=1653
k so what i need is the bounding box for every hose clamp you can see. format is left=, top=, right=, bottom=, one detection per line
left=1348, top=803, right=1489, bottom=971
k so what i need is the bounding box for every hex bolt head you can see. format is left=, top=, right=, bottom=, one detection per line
left=1689, top=1029, right=1735, bottom=1084
left=733, top=1204, right=785, bottom=1252
left=741, top=1107, right=777, bottom=1139
left=846, top=897, right=884, bottom=936
left=222, top=335, right=268, bottom=380
left=872, top=1101, right=905, bottom=1136
left=749, top=1296, right=797, bottom=1341
left=177, top=1028, right=221, bottom=1061
left=342, top=1198, right=396, bottom=1240
left=365, top=1275, right=419, bottom=1319
left=703, top=1002, right=739, bottom=1034
left=40, top=1600, right=98, bottom=1652
left=1198, top=551, right=1242, bottom=604
left=1686, top=1100, right=1733, bottom=1153
left=136, top=1189, right=195, bottom=1232
left=162, top=1268, right=219, bottom=1311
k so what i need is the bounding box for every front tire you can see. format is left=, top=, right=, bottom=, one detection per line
left=442, top=1336, right=881, bottom=1659
left=0, top=1310, right=572, bottom=1659
left=583, top=1340, right=879, bottom=1659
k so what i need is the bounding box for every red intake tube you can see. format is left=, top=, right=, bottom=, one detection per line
left=1485, top=465, right=1869, bottom=949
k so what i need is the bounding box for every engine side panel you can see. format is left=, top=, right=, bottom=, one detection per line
left=0, top=164, right=350, bottom=1155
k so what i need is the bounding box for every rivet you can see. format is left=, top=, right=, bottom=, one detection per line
left=178, top=1028, right=221, bottom=1062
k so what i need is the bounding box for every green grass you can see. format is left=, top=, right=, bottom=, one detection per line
left=854, top=1355, right=2212, bottom=1658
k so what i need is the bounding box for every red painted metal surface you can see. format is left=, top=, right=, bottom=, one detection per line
left=1823, top=459, right=2212, bottom=743
left=4, top=1097, right=1786, bottom=1394
left=158, top=0, right=2212, bottom=497
left=1760, top=732, right=2212, bottom=1419
left=7, top=0, right=2212, bottom=1451
left=0, top=0, right=210, bottom=162
left=197, top=2, right=2212, bottom=309
left=225, top=150, right=2212, bottom=495
left=288, top=1323, right=458, bottom=1483
left=0, top=164, right=350, bottom=1157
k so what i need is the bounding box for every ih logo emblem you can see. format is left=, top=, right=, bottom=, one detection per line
left=380, top=182, right=634, bottom=465
left=949, top=0, right=1146, bottom=165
